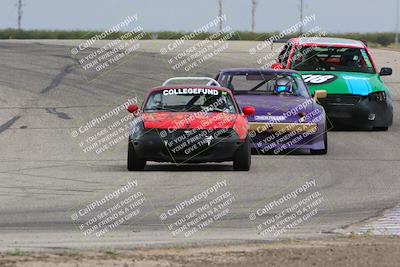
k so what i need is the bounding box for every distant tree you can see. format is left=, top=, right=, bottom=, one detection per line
left=376, top=34, right=393, bottom=47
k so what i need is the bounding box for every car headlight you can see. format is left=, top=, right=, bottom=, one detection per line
left=368, top=91, right=387, bottom=102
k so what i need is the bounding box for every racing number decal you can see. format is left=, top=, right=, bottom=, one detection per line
left=302, top=74, right=337, bottom=85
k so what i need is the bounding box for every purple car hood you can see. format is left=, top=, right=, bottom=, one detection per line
left=235, top=94, right=315, bottom=123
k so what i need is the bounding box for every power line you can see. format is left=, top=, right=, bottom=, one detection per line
left=218, top=0, right=223, bottom=31
left=396, top=0, right=399, bottom=46
left=251, top=0, right=257, bottom=33
left=17, top=0, right=23, bottom=29
left=299, top=0, right=304, bottom=34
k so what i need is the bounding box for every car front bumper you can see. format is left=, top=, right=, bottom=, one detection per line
left=320, top=94, right=393, bottom=129
left=130, top=129, right=245, bottom=163
left=248, top=122, right=326, bottom=152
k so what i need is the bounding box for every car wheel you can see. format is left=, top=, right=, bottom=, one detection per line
left=310, top=131, right=328, bottom=155
left=233, top=137, right=251, bottom=171
left=127, top=139, right=146, bottom=171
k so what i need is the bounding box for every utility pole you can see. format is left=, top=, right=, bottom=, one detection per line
left=251, top=0, right=257, bottom=33
left=299, top=0, right=304, bottom=34
left=218, top=0, right=223, bottom=32
left=396, top=0, right=399, bottom=47
left=17, top=0, right=23, bottom=29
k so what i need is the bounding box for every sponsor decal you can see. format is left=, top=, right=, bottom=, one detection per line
left=255, top=115, right=286, bottom=122
left=302, top=74, right=337, bottom=85
left=343, top=76, right=372, bottom=95
left=163, top=88, right=220, bottom=96
left=342, top=75, right=369, bottom=81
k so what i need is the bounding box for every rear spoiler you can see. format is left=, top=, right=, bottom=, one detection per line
left=272, top=38, right=369, bottom=47
left=361, top=40, right=368, bottom=47
left=272, top=38, right=291, bottom=44
left=162, top=77, right=221, bottom=87
left=271, top=38, right=290, bottom=50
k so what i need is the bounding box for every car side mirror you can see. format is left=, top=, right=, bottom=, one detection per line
left=314, top=90, right=327, bottom=101
left=242, top=106, right=255, bottom=116
left=379, top=67, right=392, bottom=76
left=271, top=63, right=283, bottom=70
left=127, top=104, right=139, bottom=113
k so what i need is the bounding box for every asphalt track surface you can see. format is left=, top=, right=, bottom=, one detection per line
left=0, top=40, right=400, bottom=251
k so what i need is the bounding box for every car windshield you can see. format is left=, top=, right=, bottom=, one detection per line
left=218, top=72, right=310, bottom=98
left=291, top=46, right=375, bottom=74
left=143, top=88, right=237, bottom=113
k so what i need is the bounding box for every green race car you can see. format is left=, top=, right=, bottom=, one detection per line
left=273, top=37, right=393, bottom=130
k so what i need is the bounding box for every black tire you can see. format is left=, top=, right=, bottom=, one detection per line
left=233, top=138, right=251, bottom=171
left=310, top=131, right=328, bottom=155
left=127, top=140, right=146, bottom=171
left=373, top=126, right=389, bottom=131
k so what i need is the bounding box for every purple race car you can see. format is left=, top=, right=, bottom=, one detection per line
left=215, top=68, right=328, bottom=154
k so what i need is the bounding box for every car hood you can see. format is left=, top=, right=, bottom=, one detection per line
left=235, top=95, right=315, bottom=123
left=141, top=112, right=237, bottom=129
left=300, top=71, right=385, bottom=96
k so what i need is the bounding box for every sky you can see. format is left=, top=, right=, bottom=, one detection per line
left=0, top=0, right=399, bottom=33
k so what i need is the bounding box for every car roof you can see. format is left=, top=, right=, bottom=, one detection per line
left=144, top=85, right=240, bottom=112
left=289, top=37, right=366, bottom=49
left=219, top=68, right=300, bottom=75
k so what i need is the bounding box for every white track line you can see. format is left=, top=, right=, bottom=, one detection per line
left=358, top=206, right=400, bottom=235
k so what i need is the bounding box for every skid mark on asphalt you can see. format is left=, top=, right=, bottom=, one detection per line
left=1, top=170, right=103, bottom=185
left=0, top=185, right=94, bottom=193
left=45, top=107, right=72, bottom=119
left=358, top=205, right=400, bottom=235
left=0, top=116, right=20, bottom=134
left=40, top=64, right=74, bottom=93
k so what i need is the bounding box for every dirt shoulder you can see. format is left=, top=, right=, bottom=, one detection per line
left=1, top=236, right=400, bottom=267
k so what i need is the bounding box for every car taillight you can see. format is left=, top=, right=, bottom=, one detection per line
left=233, top=117, right=248, bottom=140
left=141, top=114, right=156, bottom=129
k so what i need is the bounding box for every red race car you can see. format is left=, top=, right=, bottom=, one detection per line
left=271, top=37, right=393, bottom=130
left=126, top=77, right=255, bottom=171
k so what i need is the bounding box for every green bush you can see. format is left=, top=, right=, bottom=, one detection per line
left=0, top=28, right=397, bottom=47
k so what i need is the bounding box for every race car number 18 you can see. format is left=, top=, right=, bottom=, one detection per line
left=302, top=74, right=336, bottom=85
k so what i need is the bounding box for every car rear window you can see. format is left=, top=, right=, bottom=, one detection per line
left=218, top=72, right=310, bottom=98
left=291, top=46, right=375, bottom=74
left=144, top=88, right=237, bottom=113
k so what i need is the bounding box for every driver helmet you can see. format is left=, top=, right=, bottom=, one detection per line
left=304, top=50, right=319, bottom=62
left=274, top=77, right=293, bottom=94
left=341, top=53, right=356, bottom=65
